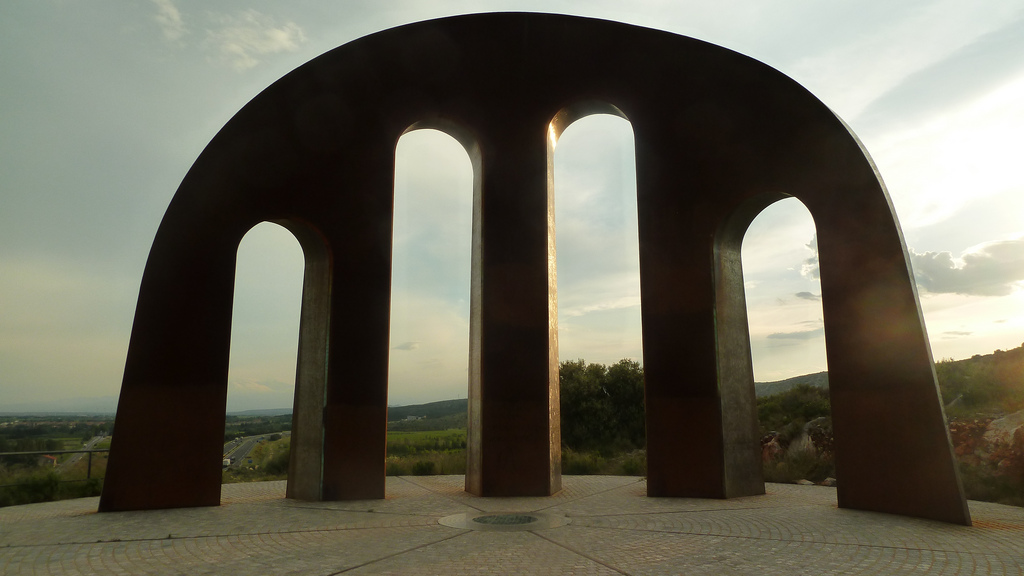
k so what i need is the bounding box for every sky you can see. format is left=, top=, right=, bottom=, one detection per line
left=1, top=1, right=1022, bottom=411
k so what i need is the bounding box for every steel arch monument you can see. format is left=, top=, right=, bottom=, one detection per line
left=100, top=13, right=970, bottom=525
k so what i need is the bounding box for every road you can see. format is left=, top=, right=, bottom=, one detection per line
left=60, top=435, right=107, bottom=470
left=222, top=432, right=290, bottom=469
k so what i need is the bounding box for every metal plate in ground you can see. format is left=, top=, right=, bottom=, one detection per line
left=439, top=511, right=570, bottom=531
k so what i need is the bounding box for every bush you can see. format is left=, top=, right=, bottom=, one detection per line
left=617, top=450, right=647, bottom=476
left=2, top=472, right=59, bottom=506
left=757, top=384, right=831, bottom=437
left=264, top=446, right=290, bottom=475
left=958, top=462, right=1024, bottom=507
left=385, top=461, right=408, bottom=476
left=562, top=450, right=606, bottom=474
left=0, top=472, right=102, bottom=508
left=762, top=449, right=834, bottom=484
left=385, top=452, right=466, bottom=476
left=411, top=461, right=436, bottom=476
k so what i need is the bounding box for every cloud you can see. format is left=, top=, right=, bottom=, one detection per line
left=205, top=10, right=307, bottom=71
left=230, top=378, right=289, bottom=393
left=393, top=341, right=420, bottom=351
left=767, top=327, right=824, bottom=340
left=799, top=234, right=820, bottom=280
left=911, top=238, right=1024, bottom=296
left=857, top=14, right=1024, bottom=130
left=560, top=295, right=640, bottom=318
left=227, top=378, right=295, bottom=412
left=153, top=0, right=186, bottom=42
left=942, top=331, right=973, bottom=338
left=794, top=291, right=820, bottom=301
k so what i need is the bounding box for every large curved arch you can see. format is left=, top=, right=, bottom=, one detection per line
left=100, top=13, right=968, bottom=524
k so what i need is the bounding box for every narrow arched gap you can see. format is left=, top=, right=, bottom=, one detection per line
left=223, top=221, right=304, bottom=497
left=739, top=198, right=830, bottom=485
left=388, top=128, right=474, bottom=477
left=742, top=199, right=828, bottom=384
left=553, top=113, right=642, bottom=366
left=551, top=111, right=644, bottom=466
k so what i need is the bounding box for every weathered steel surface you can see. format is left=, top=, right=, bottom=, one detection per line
left=99, top=13, right=969, bottom=525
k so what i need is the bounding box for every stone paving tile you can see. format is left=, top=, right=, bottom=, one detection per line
left=219, top=479, right=287, bottom=504
left=1, top=525, right=459, bottom=576
left=551, top=481, right=834, bottom=519
left=315, top=477, right=480, bottom=518
left=1, top=477, right=1023, bottom=575
left=0, top=495, right=99, bottom=523
left=540, top=525, right=1013, bottom=576
left=342, top=529, right=622, bottom=575
left=407, top=474, right=641, bottom=514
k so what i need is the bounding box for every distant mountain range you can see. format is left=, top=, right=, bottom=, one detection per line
left=387, top=399, right=467, bottom=421
left=0, top=372, right=827, bottom=416
left=0, top=396, right=119, bottom=415
left=753, top=371, right=829, bottom=398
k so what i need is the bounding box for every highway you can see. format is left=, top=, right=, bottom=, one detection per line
left=222, top=432, right=290, bottom=469
left=60, top=435, right=107, bottom=470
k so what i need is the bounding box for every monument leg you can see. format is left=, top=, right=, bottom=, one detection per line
left=467, top=119, right=560, bottom=496
left=320, top=158, right=394, bottom=501
left=285, top=226, right=331, bottom=501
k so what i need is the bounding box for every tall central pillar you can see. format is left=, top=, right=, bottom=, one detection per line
left=466, top=117, right=561, bottom=496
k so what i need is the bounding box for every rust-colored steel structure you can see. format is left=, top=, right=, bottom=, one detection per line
left=100, top=13, right=970, bottom=525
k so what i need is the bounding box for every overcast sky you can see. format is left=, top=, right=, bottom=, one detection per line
left=2, top=1, right=1022, bottom=411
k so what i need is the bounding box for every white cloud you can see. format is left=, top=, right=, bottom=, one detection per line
left=916, top=290, right=1024, bottom=362
left=231, top=379, right=275, bottom=393
left=789, top=1, right=1022, bottom=123
left=560, top=295, right=640, bottom=318
left=868, top=72, right=1024, bottom=229
left=205, top=10, right=307, bottom=71
left=153, top=0, right=186, bottom=42
left=227, top=378, right=295, bottom=412
left=767, top=326, right=825, bottom=341
left=387, top=289, right=471, bottom=404
left=799, top=235, right=819, bottom=280
left=912, top=237, right=1024, bottom=296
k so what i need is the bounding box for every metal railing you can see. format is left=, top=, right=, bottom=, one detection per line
left=0, top=449, right=109, bottom=487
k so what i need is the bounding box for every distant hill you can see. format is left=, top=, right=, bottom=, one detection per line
left=0, top=396, right=118, bottom=415
left=754, top=372, right=829, bottom=398
left=935, top=343, right=1024, bottom=415
left=13, top=344, right=1018, bottom=419
left=227, top=408, right=293, bottom=417
left=387, top=399, right=467, bottom=421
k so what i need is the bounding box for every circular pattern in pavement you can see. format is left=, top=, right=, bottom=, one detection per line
left=438, top=510, right=570, bottom=531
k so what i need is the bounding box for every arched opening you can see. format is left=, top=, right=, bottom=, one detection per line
left=740, top=198, right=830, bottom=485
left=223, top=222, right=304, bottom=494
left=388, top=127, right=474, bottom=477
left=550, top=109, right=644, bottom=474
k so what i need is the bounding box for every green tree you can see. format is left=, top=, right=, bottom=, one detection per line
left=559, top=359, right=646, bottom=452
left=756, top=383, right=830, bottom=440
left=604, top=359, right=646, bottom=449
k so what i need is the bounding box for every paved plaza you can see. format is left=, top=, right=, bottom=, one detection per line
left=1, top=476, right=1022, bottom=575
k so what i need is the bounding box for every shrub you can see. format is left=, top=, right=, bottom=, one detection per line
left=0, top=471, right=101, bottom=508
left=385, top=461, right=408, bottom=476
left=617, top=450, right=647, bottom=476
left=958, top=462, right=1024, bottom=507
left=411, top=461, right=436, bottom=475
left=762, top=449, right=834, bottom=484
left=264, top=446, right=290, bottom=475
left=562, top=450, right=606, bottom=474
